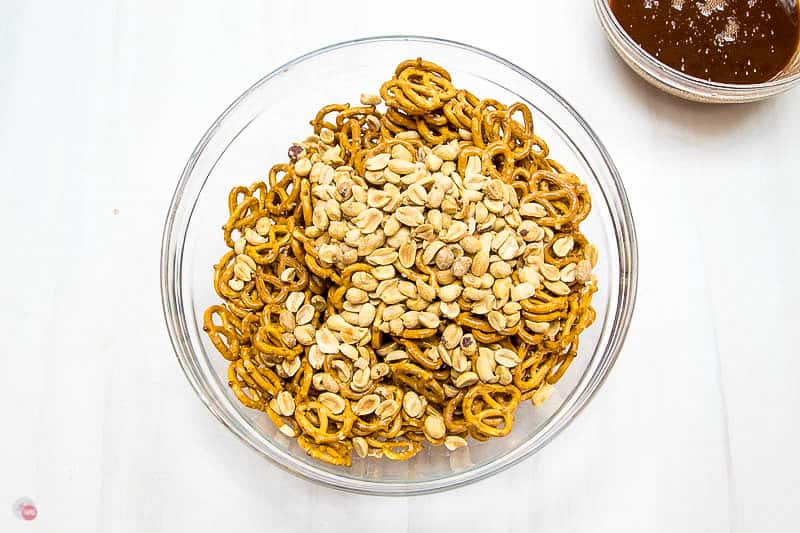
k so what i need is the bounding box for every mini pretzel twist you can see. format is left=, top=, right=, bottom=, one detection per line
left=463, top=384, right=521, bottom=438
left=380, top=58, right=457, bottom=115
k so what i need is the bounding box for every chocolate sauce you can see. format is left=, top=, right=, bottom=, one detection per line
left=609, top=0, right=800, bottom=83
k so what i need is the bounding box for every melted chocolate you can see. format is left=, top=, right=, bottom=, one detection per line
left=610, top=0, right=800, bottom=83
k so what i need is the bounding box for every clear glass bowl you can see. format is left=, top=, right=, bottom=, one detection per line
left=595, top=0, right=800, bottom=103
left=161, top=36, right=638, bottom=495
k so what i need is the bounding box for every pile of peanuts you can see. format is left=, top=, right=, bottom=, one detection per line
left=204, top=59, right=597, bottom=466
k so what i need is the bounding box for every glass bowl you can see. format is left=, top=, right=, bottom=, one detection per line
left=595, top=0, right=800, bottom=103
left=161, top=36, right=638, bottom=495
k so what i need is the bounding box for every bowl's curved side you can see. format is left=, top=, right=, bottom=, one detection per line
left=161, top=35, right=639, bottom=495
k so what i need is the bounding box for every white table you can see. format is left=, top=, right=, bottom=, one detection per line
left=2, top=2, right=798, bottom=531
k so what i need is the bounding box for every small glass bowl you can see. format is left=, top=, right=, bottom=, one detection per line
left=595, top=0, right=800, bottom=103
left=161, top=36, right=638, bottom=495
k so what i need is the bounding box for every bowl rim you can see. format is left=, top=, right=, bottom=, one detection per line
left=594, top=0, right=800, bottom=98
left=161, top=34, right=639, bottom=495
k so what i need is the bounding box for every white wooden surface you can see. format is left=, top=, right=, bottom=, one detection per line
left=1, top=1, right=798, bottom=531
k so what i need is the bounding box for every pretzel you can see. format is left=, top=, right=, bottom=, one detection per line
left=365, top=436, right=423, bottom=461
left=203, top=305, right=241, bottom=361
left=398, top=339, right=441, bottom=370
left=311, top=103, right=350, bottom=134
left=443, top=392, right=469, bottom=434
left=391, top=362, right=445, bottom=404
left=522, top=171, right=592, bottom=229
left=415, top=116, right=458, bottom=145
left=298, top=435, right=352, bottom=466
left=481, top=141, right=518, bottom=182
left=381, top=59, right=457, bottom=115
left=241, top=350, right=282, bottom=396
left=443, top=89, right=480, bottom=130
left=513, top=350, right=553, bottom=394
left=463, top=384, right=521, bottom=438
left=202, top=58, right=599, bottom=467
left=295, top=401, right=356, bottom=444
left=375, top=410, right=405, bottom=440
left=228, top=360, right=267, bottom=410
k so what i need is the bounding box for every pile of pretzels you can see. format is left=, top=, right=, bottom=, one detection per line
left=203, top=59, right=598, bottom=466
